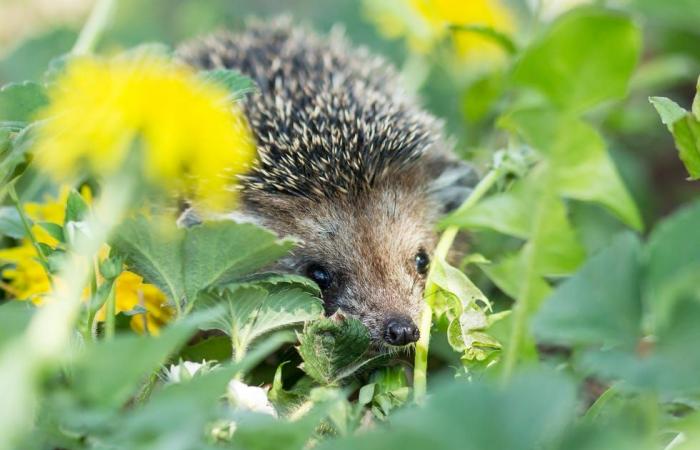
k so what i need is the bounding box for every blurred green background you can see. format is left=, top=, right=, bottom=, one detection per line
left=1, top=0, right=699, bottom=229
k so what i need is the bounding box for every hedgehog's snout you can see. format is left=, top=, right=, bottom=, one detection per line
left=383, top=316, right=420, bottom=346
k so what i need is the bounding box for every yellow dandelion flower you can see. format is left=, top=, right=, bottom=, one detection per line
left=0, top=189, right=172, bottom=333
left=33, top=55, right=257, bottom=210
left=365, top=0, right=516, bottom=64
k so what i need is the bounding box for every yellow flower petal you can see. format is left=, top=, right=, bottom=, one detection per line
left=33, top=55, right=257, bottom=210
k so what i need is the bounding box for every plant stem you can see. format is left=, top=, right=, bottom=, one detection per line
left=72, top=0, right=117, bottom=55
left=7, top=184, right=53, bottom=284
left=0, top=173, right=134, bottom=448
left=413, top=168, right=502, bottom=403
left=104, top=283, right=116, bottom=340
left=499, top=191, right=546, bottom=384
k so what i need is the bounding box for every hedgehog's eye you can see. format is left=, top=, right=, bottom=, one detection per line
left=414, top=249, right=430, bottom=276
left=306, top=263, right=332, bottom=290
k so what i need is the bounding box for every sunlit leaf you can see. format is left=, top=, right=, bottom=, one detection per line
left=514, top=8, right=641, bottom=112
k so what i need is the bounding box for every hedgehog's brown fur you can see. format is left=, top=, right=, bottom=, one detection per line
left=177, top=19, right=477, bottom=348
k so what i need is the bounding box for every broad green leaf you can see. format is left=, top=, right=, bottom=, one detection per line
left=0, top=82, right=48, bottom=125
left=533, top=232, right=642, bottom=348
left=644, top=200, right=700, bottom=309
left=179, top=335, right=232, bottom=362
left=297, top=315, right=372, bottom=386
left=200, top=69, right=256, bottom=101
left=514, top=9, right=641, bottom=112
left=111, top=217, right=186, bottom=304
left=0, top=28, right=75, bottom=82
left=112, top=218, right=294, bottom=306
left=480, top=254, right=551, bottom=304
left=183, top=221, right=294, bottom=302
left=70, top=317, right=201, bottom=408
left=441, top=181, right=532, bottom=238
left=0, top=206, right=24, bottom=239
left=0, top=302, right=34, bottom=350
left=321, top=370, right=577, bottom=450
left=649, top=96, right=687, bottom=130
left=238, top=272, right=322, bottom=297
left=196, top=284, right=323, bottom=359
left=107, top=363, right=240, bottom=449
left=581, top=295, right=700, bottom=395
left=501, top=108, right=642, bottom=230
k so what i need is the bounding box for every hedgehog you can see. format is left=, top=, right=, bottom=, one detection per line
left=177, top=19, right=478, bottom=349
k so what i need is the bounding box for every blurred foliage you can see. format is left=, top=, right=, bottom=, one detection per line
left=1, top=0, right=700, bottom=449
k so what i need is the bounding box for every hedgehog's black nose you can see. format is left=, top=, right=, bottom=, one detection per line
left=384, top=318, right=420, bottom=346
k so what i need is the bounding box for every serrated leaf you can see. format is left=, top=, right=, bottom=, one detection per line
left=196, top=284, right=323, bottom=359
left=111, top=217, right=186, bottom=305
left=183, top=221, right=295, bottom=302
left=533, top=232, right=642, bottom=348
left=649, top=96, right=687, bottom=130
left=0, top=81, right=48, bottom=124
left=111, top=218, right=294, bottom=307
left=238, top=272, right=322, bottom=296
left=514, top=9, right=641, bottom=112
left=297, top=315, right=372, bottom=385
left=200, top=69, right=256, bottom=101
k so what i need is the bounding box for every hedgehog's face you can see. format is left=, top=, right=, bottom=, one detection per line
left=246, top=186, right=436, bottom=350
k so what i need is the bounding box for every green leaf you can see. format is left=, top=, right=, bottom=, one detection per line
left=179, top=335, right=232, bottom=362
left=297, top=314, right=373, bottom=386
left=514, top=8, right=641, bottom=112
left=64, top=189, right=90, bottom=225
left=196, top=284, right=323, bottom=358
left=0, top=206, right=24, bottom=239
left=321, top=370, right=577, bottom=450
left=112, top=218, right=294, bottom=307
left=670, top=114, right=700, bottom=179
left=183, top=221, right=294, bottom=302
left=108, top=363, right=240, bottom=449
left=111, top=217, right=186, bottom=305
left=70, top=317, right=201, bottom=408
left=0, top=123, right=34, bottom=187
left=645, top=200, right=700, bottom=308
left=581, top=295, right=700, bottom=395
left=200, top=69, right=256, bottom=101
left=0, top=82, right=48, bottom=124
left=500, top=108, right=642, bottom=230
left=238, top=272, right=322, bottom=297
left=0, top=302, right=34, bottom=350
left=693, top=75, right=700, bottom=120
left=37, top=222, right=63, bottom=243
left=649, top=96, right=687, bottom=131
left=430, top=257, right=490, bottom=314
left=533, top=232, right=643, bottom=348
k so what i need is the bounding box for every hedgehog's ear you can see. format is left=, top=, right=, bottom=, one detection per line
left=426, top=155, right=480, bottom=215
